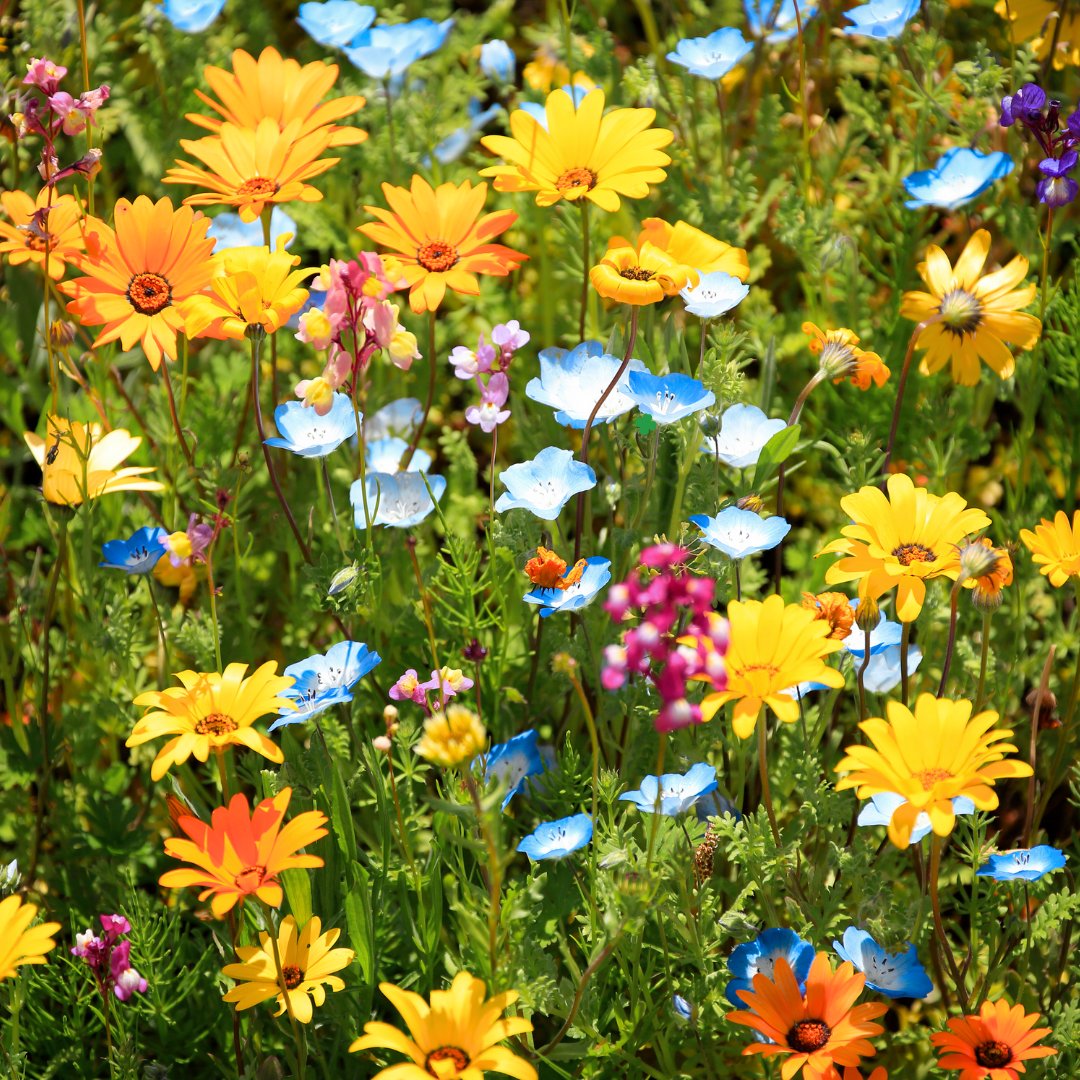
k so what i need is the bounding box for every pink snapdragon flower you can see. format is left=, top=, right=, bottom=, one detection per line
left=465, top=372, right=511, bottom=433
left=71, top=913, right=147, bottom=1004
left=389, top=669, right=428, bottom=705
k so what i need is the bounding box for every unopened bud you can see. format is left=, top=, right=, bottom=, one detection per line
left=1026, top=687, right=1060, bottom=731
left=698, top=412, right=722, bottom=438
left=382, top=704, right=399, bottom=730
left=551, top=652, right=578, bottom=676
left=327, top=563, right=359, bottom=597
left=48, top=319, right=75, bottom=348
left=372, top=735, right=392, bottom=753
left=958, top=539, right=1002, bottom=582
left=737, top=493, right=764, bottom=513
left=854, top=595, right=879, bottom=632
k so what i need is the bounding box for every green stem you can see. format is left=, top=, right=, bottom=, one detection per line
left=937, top=577, right=964, bottom=696
left=973, top=610, right=992, bottom=712
left=258, top=902, right=307, bottom=1080
left=929, top=834, right=969, bottom=1010
left=579, top=201, right=590, bottom=342
left=1039, top=206, right=1054, bottom=323
left=204, top=550, right=223, bottom=674
left=144, top=575, right=169, bottom=690
left=402, top=312, right=437, bottom=471
left=899, top=621, right=912, bottom=707
left=567, top=667, right=600, bottom=825
left=757, top=716, right=781, bottom=845
left=883, top=316, right=944, bottom=479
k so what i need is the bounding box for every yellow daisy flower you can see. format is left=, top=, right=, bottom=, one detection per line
left=416, top=705, right=487, bottom=768
left=899, top=229, right=1041, bottom=386
left=1021, top=510, right=1080, bottom=587
left=835, top=694, right=1033, bottom=849
left=0, top=895, right=61, bottom=981
left=590, top=235, right=698, bottom=306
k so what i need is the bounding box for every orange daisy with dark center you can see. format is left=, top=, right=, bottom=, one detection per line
left=892, top=542, right=936, bottom=566
left=555, top=166, right=596, bottom=192
left=237, top=176, right=279, bottom=197
left=281, top=964, right=304, bottom=990
left=417, top=240, right=458, bottom=273
left=195, top=712, right=238, bottom=735
left=974, top=1040, right=1013, bottom=1067
left=787, top=1019, right=832, bottom=1053
left=127, top=272, right=174, bottom=315
left=425, top=1047, right=470, bottom=1074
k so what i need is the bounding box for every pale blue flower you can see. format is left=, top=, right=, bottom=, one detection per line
left=345, top=18, right=453, bottom=79
left=833, top=927, right=933, bottom=999
left=977, top=846, right=1067, bottom=882
left=365, top=436, right=431, bottom=474
left=903, top=147, right=1014, bottom=210
left=161, top=0, right=225, bottom=32
left=690, top=507, right=790, bottom=559
left=517, top=813, right=593, bottom=861
left=479, top=39, right=515, bottom=82
left=626, top=371, right=716, bottom=424
left=264, top=395, right=358, bottom=458
left=351, top=471, right=446, bottom=529
left=519, top=85, right=590, bottom=128
left=364, top=398, right=423, bottom=441
left=725, top=929, right=814, bottom=1005
left=297, top=1, right=375, bottom=48
left=857, top=792, right=976, bottom=844
left=523, top=557, right=611, bottom=618
left=270, top=640, right=382, bottom=730
left=700, top=403, right=786, bottom=468
left=673, top=994, right=694, bottom=1021
left=667, top=28, right=753, bottom=80
left=619, top=763, right=718, bottom=816
left=207, top=208, right=295, bottom=250
left=495, top=447, right=596, bottom=520
left=680, top=271, right=749, bottom=319
left=100, top=527, right=168, bottom=574
left=860, top=642, right=923, bottom=694
left=526, top=341, right=647, bottom=428
left=842, top=0, right=920, bottom=39
left=431, top=101, right=503, bottom=165
left=478, top=729, right=546, bottom=809
left=745, top=0, right=818, bottom=41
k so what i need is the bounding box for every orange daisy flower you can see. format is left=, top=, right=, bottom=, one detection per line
left=932, top=998, right=1056, bottom=1079
left=727, top=953, right=888, bottom=1079
left=524, top=546, right=586, bottom=588
left=160, top=788, right=327, bottom=918
left=358, top=175, right=527, bottom=314
left=164, top=119, right=337, bottom=223
left=802, top=591, right=856, bottom=640
left=803, top=322, right=890, bottom=390
left=188, top=46, right=366, bottom=147
left=59, top=195, right=215, bottom=371
left=0, top=188, right=84, bottom=279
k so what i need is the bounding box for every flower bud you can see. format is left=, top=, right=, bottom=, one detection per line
left=48, top=319, right=76, bottom=348
left=854, top=595, right=879, bottom=633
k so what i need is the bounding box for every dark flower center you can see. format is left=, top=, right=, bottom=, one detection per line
left=281, top=964, right=303, bottom=990
left=619, top=266, right=656, bottom=281
left=238, top=176, right=279, bottom=197
left=425, top=1046, right=470, bottom=1074
left=974, top=1040, right=1013, bottom=1068
left=787, top=1019, right=832, bottom=1052
left=938, top=288, right=982, bottom=334
left=127, top=272, right=173, bottom=315
left=555, top=166, right=597, bottom=193
left=195, top=711, right=238, bottom=735
left=234, top=864, right=267, bottom=891
left=892, top=542, right=936, bottom=566
left=417, top=240, right=458, bottom=273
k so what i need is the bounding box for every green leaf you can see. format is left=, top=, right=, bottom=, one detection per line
left=633, top=414, right=657, bottom=437
left=344, top=867, right=375, bottom=986
left=280, top=867, right=312, bottom=927
left=751, top=423, right=800, bottom=489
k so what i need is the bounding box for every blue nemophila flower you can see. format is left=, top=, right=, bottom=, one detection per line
left=517, top=813, right=593, bottom=862
left=523, top=557, right=612, bottom=618
left=842, top=0, right=920, bottom=39
left=696, top=790, right=742, bottom=823
left=857, top=792, right=976, bottom=844
left=673, top=994, right=694, bottom=1021
left=977, top=845, right=1067, bottom=882
left=725, top=928, right=814, bottom=1006
left=745, top=0, right=818, bottom=42
left=365, top=398, right=423, bottom=441
left=269, top=640, right=382, bottom=731
left=345, top=18, right=454, bottom=80
left=833, top=927, right=933, bottom=999
left=297, top=1, right=375, bottom=48
left=479, top=39, right=515, bottom=83
left=207, top=207, right=296, bottom=250
left=700, top=403, right=786, bottom=468
left=365, top=436, right=432, bottom=474
left=681, top=270, right=749, bottom=319
left=351, top=471, right=446, bottom=529
left=519, top=85, right=590, bottom=128
left=903, top=147, right=1014, bottom=210
left=619, top=763, right=718, bottom=816
left=860, top=641, right=923, bottom=694
left=430, top=101, right=503, bottom=165
left=626, top=371, right=716, bottom=425
left=478, top=729, right=546, bottom=809
left=495, top=447, right=596, bottom=520
left=527, top=341, right=647, bottom=428
left=690, top=507, right=791, bottom=559
left=160, top=0, right=225, bottom=32
left=264, top=395, right=358, bottom=458
left=100, top=526, right=168, bottom=574
left=666, top=28, right=753, bottom=80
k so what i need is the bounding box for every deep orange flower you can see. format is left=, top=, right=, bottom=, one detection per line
left=802, top=591, right=856, bottom=640
left=188, top=46, right=366, bottom=147
left=59, top=195, right=215, bottom=370
left=932, top=998, right=1056, bottom=1079
left=803, top=322, right=890, bottom=390
left=160, top=788, right=327, bottom=918
left=359, top=175, right=527, bottom=314
left=524, top=547, right=586, bottom=589
left=0, top=188, right=84, bottom=279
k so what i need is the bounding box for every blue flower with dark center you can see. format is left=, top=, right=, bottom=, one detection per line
left=619, top=763, right=718, bottom=816
left=100, top=527, right=168, bottom=574
left=523, top=557, right=611, bottom=618
left=527, top=341, right=647, bottom=428
left=745, top=0, right=818, bottom=41
left=690, top=507, right=791, bottom=559
left=977, top=845, right=1067, bottom=882
left=264, top=395, right=358, bottom=458
left=297, top=0, right=375, bottom=48
left=517, top=813, right=593, bottom=861
left=351, top=471, right=446, bottom=529
left=667, top=28, right=753, bottom=80
left=833, top=927, right=933, bottom=999
left=625, top=371, right=716, bottom=424
left=725, top=928, right=815, bottom=1005
left=495, top=447, right=596, bottom=520
left=477, top=729, right=546, bottom=809
left=842, top=0, right=920, bottom=39
left=269, top=640, right=381, bottom=730
left=903, top=147, right=1014, bottom=210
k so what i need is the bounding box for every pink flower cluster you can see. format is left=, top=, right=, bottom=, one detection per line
left=389, top=666, right=475, bottom=709
left=450, top=322, right=530, bottom=434
left=601, top=544, right=729, bottom=732
left=71, top=914, right=148, bottom=1003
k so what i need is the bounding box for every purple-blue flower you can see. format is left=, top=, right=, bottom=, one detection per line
left=1000, top=83, right=1046, bottom=128
left=1037, top=150, right=1079, bottom=207
left=100, top=527, right=168, bottom=574
left=477, top=729, right=546, bottom=809
left=517, top=813, right=593, bottom=861
left=725, top=928, right=814, bottom=1005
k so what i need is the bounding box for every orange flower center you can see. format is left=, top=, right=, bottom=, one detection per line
left=425, top=1047, right=470, bottom=1074
left=417, top=240, right=458, bottom=272
left=787, top=1019, right=831, bottom=1052
left=555, top=166, right=596, bottom=193
left=127, top=272, right=173, bottom=315
left=195, top=712, right=238, bottom=735
left=234, top=864, right=267, bottom=891
left=619, top=266, right=655, bottom=281
left=938, top=288, right=982, bottom=334
left=892, top=542, right=936, bottom=566
left=281, top=964, right=303, bottom=990
left=237, top=176, right=279, bottom=197
left=915, top=767, right=953, bottom=790
left=974, top=1040, right=1013, bottom=1068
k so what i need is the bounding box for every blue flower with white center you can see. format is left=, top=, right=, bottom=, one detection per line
left=495, top=447, right=596, bottom=520
left=833, top=927, right=933, bottom=1000
left=903, top=147, right=1014, bottom=211
left=160, top=0, right=225, bottom=32
left=519, top=85, right=590, bottom=128
left=479, top=39, right=516, bottom=83
left=725, top=928, right=815, bottom=1006
left=100, top=527, right=168, bottom=574
left=625, top=371, right=716, bottom=425
left=365, top=436, right=431, bottom=474
left=690, top=507, right=791, bottom=559
left=351, top=471, right=446, bottom=529
left=207, top=208, right=296, bottom=250
left=681, top=271, right=750, bottom=319
left=667, top=28, right=754, bottom=80
left=264, top=395, right=358, bottom=458
left=977, top=846, right=1067, bottom=882
left=842, top=0, right=920, bottom=39
left=269, top=640, right=382, bottom=731
left=700, top=403, right=786, bottom=468
left=619, top=763, right=718, bottom=816
left=477, top=729, right=546, bottom=809
left=526, top=341, right=648, bottom=428
left=430, top=101, right=504, bottom=165
left=745, top=0, right=818, bottom=42
left=857, top=792, right=976, bottom=845
left=523, top=557, right=611, bottom=618
left=345, top=18, right=454, bottom=80
left=517, top=813, right=593, bottom=862
left=364, top=398, right=423, bottom=441
left=673, top=994, right=694, bottom=1021
left=297, top=0, right=375, bottom=48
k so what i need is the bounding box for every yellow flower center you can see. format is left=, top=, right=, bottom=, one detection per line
left=234, top=864, right=267, bottom=891
left=619, top=266, right=656, bottom=281
left=127, top=272, right=173, bottom=315
left=196, top=712, right=238, bottom=735
left=555, top=166, right=596, bottom=193
left=915, top=767, right=953, bottom=790
left=238, top=176, right=279, bottom=197
left=425, top=1047, right=470, bottom=1074
left=938, top=288, right=982, bottom=334
left=281, top=964, right=304, bottom=990
left=892, top=542, right=936, bottom=566
left=417, top=240, right=458, bottom=272
left=974, top=1041, right=1013, bottom=1068
left=787, top=1019, right=831, bottom=1052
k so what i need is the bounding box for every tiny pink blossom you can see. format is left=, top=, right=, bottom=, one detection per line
left=114, top=966, right=148, bottom=1002
left=491, top=320, right=530, bottom=363
left=389, top=669, right=427, bottom=705
left=24, top=58, right=67, bottom=93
